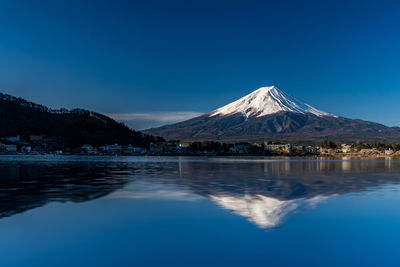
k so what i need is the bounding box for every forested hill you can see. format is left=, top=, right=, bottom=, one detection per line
left=0, top=92, right=164, bottom=148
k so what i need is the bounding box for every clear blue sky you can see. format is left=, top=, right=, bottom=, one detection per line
left=1, top=0, right=399, bottom=129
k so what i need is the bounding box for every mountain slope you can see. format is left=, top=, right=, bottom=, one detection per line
left=145, top=86, right=400, bottom=143
left=0, top=92, right=162, bottom=148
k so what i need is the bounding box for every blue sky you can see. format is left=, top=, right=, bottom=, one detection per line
left=0, top=0, right=399, bottom=129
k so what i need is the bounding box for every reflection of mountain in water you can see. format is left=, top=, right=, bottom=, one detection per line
left=0, top=161, right=134, bottom=219
left=168, top=159, right=400, bottom=228
left=1, top=157, right=400, bottom=228
left=209, top=194, right=332, bottom=228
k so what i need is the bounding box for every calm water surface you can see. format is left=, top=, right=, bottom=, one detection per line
left=0, top=156, right=400, bottom=266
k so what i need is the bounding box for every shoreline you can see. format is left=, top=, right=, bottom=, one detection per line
left=0, top=153, right=399, bottom=160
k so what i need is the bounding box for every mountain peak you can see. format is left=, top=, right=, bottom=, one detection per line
left=210, top=86, right=336, bottom=118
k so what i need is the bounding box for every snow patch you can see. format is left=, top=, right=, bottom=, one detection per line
left=210, top=86, right=336, bottom=118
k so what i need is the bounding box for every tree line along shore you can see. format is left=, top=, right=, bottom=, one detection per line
left=1, top=135, right=400, bottom=158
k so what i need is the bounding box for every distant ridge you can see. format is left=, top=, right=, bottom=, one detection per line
left=145, top=86, right=400, bottom=143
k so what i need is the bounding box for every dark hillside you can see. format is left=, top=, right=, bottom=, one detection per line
left=0, top=92, right=163, bottom=148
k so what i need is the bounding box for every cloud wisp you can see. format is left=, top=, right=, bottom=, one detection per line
left=108, top=111, right=203, bottom=122
left=106, top=111, right=203, bottom=130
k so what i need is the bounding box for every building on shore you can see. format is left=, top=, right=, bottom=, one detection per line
left=264, top=142, right=290, bottom=153
left=234, top=142, right=251, bottom=154
left=81, top=144, right=98, bottom=154
left=341, top=144, right=352, bottom=153
left=359, top=148, right=379, bottom=155
left=4, top=144, right=17, bottom=152
left=30, top=135, right=44, bottom=142
left=385, top=149, right=395, bottom=156
left=1, top=136, right=20, bottom=143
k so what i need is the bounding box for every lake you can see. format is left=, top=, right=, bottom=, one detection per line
left=0, top=156, right=400, bottom=266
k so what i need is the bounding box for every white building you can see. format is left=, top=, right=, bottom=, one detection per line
left=2, top=136, right=20, bottom=143
left=341, top=144, right=352, bottom=153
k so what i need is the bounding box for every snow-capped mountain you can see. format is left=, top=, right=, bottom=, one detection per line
left=145, top=86, right=400, bottom=142
left=210, top=86, right=335, bottom=118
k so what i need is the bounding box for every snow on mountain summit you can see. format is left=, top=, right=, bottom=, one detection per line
left=210, top=86, right=336, bottom=118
